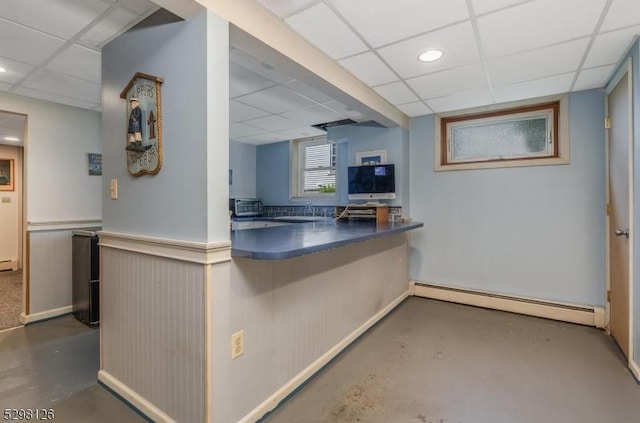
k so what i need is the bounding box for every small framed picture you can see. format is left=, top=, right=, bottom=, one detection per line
left=87, top=153, right=102, bottom=176
left=355, top=149, right=387, bottom=165
left=0, top=159, right=14, bottom=191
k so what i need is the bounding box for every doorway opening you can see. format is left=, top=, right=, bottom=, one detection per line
left=0, top=111, right=26, bottom=331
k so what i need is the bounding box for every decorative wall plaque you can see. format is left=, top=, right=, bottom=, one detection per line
left=120, top=72, right=164, bottom=176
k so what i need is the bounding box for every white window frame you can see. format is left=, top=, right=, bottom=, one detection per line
left=435, top=95, right=570, bottom=171
left=290, top=136, right=337, bottom=199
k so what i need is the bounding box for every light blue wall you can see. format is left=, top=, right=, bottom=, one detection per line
left=230, top=141, right=257, bottom=198
left=255, top=124, right=409, bottom=208
left=409, top=90, right=606, bottom=307
left=102, top=10, right=228, bottom=242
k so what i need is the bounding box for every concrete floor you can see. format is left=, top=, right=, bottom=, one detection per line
left=0, top=315, right=147, bottom=422
left=263, top=298, right=640, bottom=423
left=1, top=298, right=639, bottom=423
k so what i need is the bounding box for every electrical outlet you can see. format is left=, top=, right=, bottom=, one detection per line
left=231, top=330, right=244, bottom=359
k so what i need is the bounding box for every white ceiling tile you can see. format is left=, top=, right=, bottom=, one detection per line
left=22, top=69, right=101, bottom=103
left=281, top=105, right=343, bottom=126
left=0, top=0, right=109, bottom=40
left=374, top=81, right=419, bottom=105
left=14, top=86, right=99, bottom=109
left=243, top=115, right=301, bottom=131
left=601, top=0, right=640, bottom=32
left=396, top=101, right=432, bottom=117
left=377, top=22, right=481, bottom=79
left=488, top=38, right=589, bottom=85
left=584, top=25, right=640, bottom=68
left=230, top=49, right=294, bottom=84
left=573, top=64, right=616, bottom=91
left=256, top=0, right=317, bottom=18
left=285, top=3, right=368, bottom=60
left=77, top=6, right=138, bottom=48
left=236, top=86, right=317, bottom=113
left=229, top=63, right=276, bottom=98
left=275, top=126, right=327, bottom=140
left=230, top=122, right=267, bottom=138
left=478, top=0, right=607, bottom=58
left=493, top=73, right=574, bottom=103
left=426, top=88, right=493, bottom=113
left=241, top=132, right=289, bottom=144
left=230, top=100, right=270, bottom=122
left=283, top=80, right=335, bottom=103
left=0, top=82, right=12, bottom=91
left=0, top=19, right=65, bottom=65
left=46, top=44, right=101, bottom=83
left=407, top=63, right=486, bottom=99
left=329, top=0, right=469, bottom=48
left=339, top=52, right=398, bottom=87
left=0, top=56, right=35, bottom=84
left=471, top=0, right=531, bottom=15
left=323, top=101, right=365, bottom=119
left=118, top=0, right=156, bottom=15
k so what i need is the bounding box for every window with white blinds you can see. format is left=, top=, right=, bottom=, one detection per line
left=291, top=136, right=337, bottom=198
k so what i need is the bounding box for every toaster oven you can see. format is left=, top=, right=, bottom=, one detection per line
left=229, top=198, right=263, bottom=217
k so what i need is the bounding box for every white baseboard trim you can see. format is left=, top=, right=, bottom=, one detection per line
left=98, top=370, right=177, bottom=423
left=239, top=290, right=410, bottom=423
left=412, top=282, right=601, bottom=327
left=20, top=306, right=72, bottom=324
left=0, top=260, right=17, bottom=271
left=630, top=359, right=640, bottom=382
left=593, top=307, right=606, bottom=329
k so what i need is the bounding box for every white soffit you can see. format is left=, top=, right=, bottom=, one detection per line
left=328, top=0, right=469, bottom=48
left=478, top=0, right=607, bottom=58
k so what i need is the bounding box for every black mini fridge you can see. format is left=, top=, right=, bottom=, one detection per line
left=72, top=230, right=100, bottom=325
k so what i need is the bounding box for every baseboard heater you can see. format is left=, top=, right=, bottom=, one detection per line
left=412, top=282, right=604, bottom=328
left=0, top=260, right=17, bottom=272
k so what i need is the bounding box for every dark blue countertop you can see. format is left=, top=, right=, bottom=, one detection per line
left=230, top=217, right=423, bottom=260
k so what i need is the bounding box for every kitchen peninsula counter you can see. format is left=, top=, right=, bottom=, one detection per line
left=231, top=218, right=423, bottom=260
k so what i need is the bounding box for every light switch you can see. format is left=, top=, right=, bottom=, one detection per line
left=110, top=179, right=118, bottom=200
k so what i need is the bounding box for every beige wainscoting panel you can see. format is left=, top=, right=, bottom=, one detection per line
left=214, top=233, right=410, bottom=423
left=100, top=247, right=207, bottom=423
left=27, top=229, right=74, bottom=316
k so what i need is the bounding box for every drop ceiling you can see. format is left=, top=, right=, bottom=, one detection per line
left=1, top=0, right=639, bottom=146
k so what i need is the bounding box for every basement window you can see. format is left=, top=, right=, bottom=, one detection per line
left=291, top=136, right=337, bottom=198
left=435, top=97, right=569, bottom=171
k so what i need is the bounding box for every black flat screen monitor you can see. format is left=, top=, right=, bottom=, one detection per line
left=348, top=164, right=396, bottom=200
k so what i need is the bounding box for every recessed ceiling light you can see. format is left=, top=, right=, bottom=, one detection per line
left=3, top=137, right=19, bottom=142
left=0, top=66, right=7, bottom=73
left=418, top=49, right=444, bottom=62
